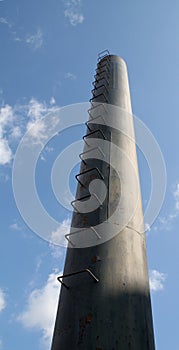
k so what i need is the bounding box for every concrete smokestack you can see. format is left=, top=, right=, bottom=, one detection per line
left=51, top=52, right=155, bottom=350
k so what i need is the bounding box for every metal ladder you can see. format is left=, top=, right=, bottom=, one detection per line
left=65, top=50, right=111, bottom=248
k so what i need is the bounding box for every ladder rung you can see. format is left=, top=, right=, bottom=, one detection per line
left=57, top=269, right=99, bottom=289
left=79, top=146, right=105, bottom=165
left=85, top=116, right=106, bottom=132
left=95, top=64, right=110, bottom=74
left=95, top=65, right=110, bottom=75
left=85, top=120, right=93, bottom=132
left=65, top=226, right=101, bottom=247
left=93, top=74, right=110, bottom=85
left=88, top=102, right=108, bottom=115
left=91, top=83, right=108, bottom=96
left=92, top=77, right=109, bottom=88
left=71, top=193, right=103, bottom=212
left=98, top=49, right=110, bottom=61
left=75, top=167, right=104, bottom=187
left=94, top=71, right=110, bottom=82
left=83, top=129, right=106, bottom=146
left=90, top=93, right=108, bottom=104
left=97, top=60, right=110, bottom=71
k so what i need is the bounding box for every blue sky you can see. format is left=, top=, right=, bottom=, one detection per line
left=0, top=0, right=179, bottom=349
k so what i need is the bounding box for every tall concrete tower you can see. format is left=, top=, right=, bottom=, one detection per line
left=51, top=51, right=155, bottom=349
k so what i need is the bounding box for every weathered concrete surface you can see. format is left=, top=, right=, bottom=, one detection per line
left=51, top=55, right=155, bottom=350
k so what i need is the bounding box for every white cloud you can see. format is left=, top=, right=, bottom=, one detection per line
left=149, top=269, right=166, bottom=292
left=65, top=72, right=77, bottom=80
left=173, top=183, right=179, bottom=209
left=64, top=10, right=84, bottom=25
left=0, top=18, right=43, bottom=52
left=50, top=218, right=71, bottom=247
left=11, top=29, right=43, bottom=50
left=0, top=98, right=59, bottom=165
left=25, top=29, right=43, bottom=50
left=0, top=288, right=6, bottom=312
left=0, top=138, right=12, bottom=164
left=0, top=17, right=8, bottom=24
left=0, top=173, right=10, bottom=182
left=9, top=222, right=22, bottom=231
left=50, top=97, right=56, bottom=106
left=27, top=97, right=58, bottom=123
left=26, top=98, right=59, bottom=144
left=0, top=104, right=14, bottom=132
left=151, top=182, right=179, bottom=232
left=50, top=245, right=66, bottom=260
left=27, top=98, right=48, bottom=120
left=10, top=126, right=22, bottom=139
left=63, top=0, right=84, bottom=26
left=0, top=104, right=14, bottom=164
left=17, top=271, right=61, bottom=348
left=26, top=119, right=46, bottom=143
left=0, top=17, right=12, bottom=27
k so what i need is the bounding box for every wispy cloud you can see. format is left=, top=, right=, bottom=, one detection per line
left=17, top=271, right=61, bottom=348
left=0, top=17, right=12, bottom=28
left=0, top=138, right=12, bottom=165
left=173, top=183, right=179, bottom=209
left=0, top=104, right=14, bottom=164
left=0, top=17, right=44, bottom=51
left=63, top=0, right=84, bottom=26
left=9, top=126, right=22, bottom=140
left=25, top=29, right=43, bottom=50
left=14, top=29, right=44, bottom=51
left=0, top=172, right=10, bottom=182
left=65, top=72, right=77, bottom=80
left=49, top=97, right=56, bottom=106
left=0, top=98, right=59, bottom=165
left=50, top=218, right=70, bottom=247
left=49, top=218, right=71, bottom=259
left=26, top=98, right=59, bottom=145
left=9, top=222, right=22, bottom=231
left=149, top=269, right=167, bottom=292
left=0, top=288, right=6, bottom=312
left=148, top=182, right=179, bottom=232
left=0, top=17, right=8, bottom=24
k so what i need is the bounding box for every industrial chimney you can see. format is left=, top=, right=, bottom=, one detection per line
left=51, top=51, right=155, bottom=350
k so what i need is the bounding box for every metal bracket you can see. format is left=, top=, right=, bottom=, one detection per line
left=79, top=146, right=105, bottom=165
left=86, top=115, right=106, bottom=128
left=94, top=71, right=110, bottom=82
left=83, top=129, right=106, bottom=146
left=96, top=65, right=110, bottom=76
left=90, top=92, right=108, bottom=104
left=75, top=167, right=104, bottom=187
left=65, top=226, right=101, bottom=247
left=85, top=120, right=94, bottom=132
left=94, top=67, right=110, bottom=80
left=98, top=49, right=110, bottom=61
left=92, top=76, right=109, bottom=88
left=95, top=67, right=110, bottom=79
left=57, top=269, right=99, bottom=289
left=88, top=102, right=108, bottom=116
left=91, top=83, right=108, bottom=97
left=92, top=79, right=109, bottom=89
left=85, top=104, right=108, bottom=131
left=97, top=59, right=110, bottom=70
left=71, top=192, right=103, bottom=212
